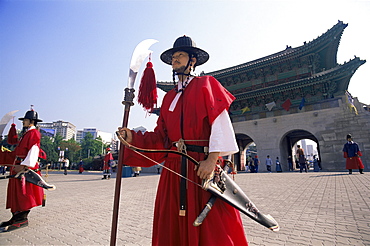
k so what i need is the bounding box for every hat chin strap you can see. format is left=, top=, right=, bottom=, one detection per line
left=172, top=57, right=195, bottom=90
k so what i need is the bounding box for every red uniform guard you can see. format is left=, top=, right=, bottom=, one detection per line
left=0, top=108, right=46, bottom=232
left=343, top=134, right=364, bottom=174
left=120, top=36, right=248, bottom=245
left=102, top=147, right=113, bottom=179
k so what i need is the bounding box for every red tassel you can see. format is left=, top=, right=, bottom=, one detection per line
left=138, top=61, right=158, bottom=112
left=7, top=123, right=18, bottom=145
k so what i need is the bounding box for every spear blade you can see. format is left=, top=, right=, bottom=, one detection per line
left=0, top=110, right=19, bottom=137
left=127, top=39, right=158, bottom=89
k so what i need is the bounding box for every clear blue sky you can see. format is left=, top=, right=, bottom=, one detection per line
left=1, top=0, right=369, bottom=136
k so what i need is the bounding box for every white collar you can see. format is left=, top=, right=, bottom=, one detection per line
left=176, top=76, right=194, bottom=92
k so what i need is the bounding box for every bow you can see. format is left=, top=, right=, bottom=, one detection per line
left=115, top=131, right=202, bottom=189
left=115, top=131, right=280, bottom=231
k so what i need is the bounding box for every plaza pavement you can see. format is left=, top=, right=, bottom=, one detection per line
left=0, top=169, right=369, bottom=246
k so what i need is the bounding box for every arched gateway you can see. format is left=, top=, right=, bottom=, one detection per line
left=158, top=21, right=369, bottom=171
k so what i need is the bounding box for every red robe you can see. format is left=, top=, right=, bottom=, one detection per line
left=124, top=76, right=248, bottom=246
left=343, top=151, right=364, bottom=170
left=2, top=129, right=44, bottom=212
left=103, top=152, right=113, bottom=170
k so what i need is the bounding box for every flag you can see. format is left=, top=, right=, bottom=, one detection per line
left=282, top=99, right=292, bottom=111
left=265, top=101, right=276, bottom=111
left=299, top=98, right=305, bottom=110
left=241, top=106, right=251, bottom=114
left=346, top=91, right=358, bottom=115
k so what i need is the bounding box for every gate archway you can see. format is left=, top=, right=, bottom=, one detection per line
left=280, top=130, right=321, bottom=171
left=234, top=133, right=255, bottom=171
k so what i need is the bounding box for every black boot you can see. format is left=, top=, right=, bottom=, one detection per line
left=0, top=213, right=16, bottom=228
left=349, top=169, right=352, bottom=174
left=360, top=169, right=364, bottom=174
left=0, top=210, right=29, bottom=232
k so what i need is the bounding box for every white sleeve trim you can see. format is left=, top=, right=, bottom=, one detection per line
left=209, top=109, right=239, bottom=156
left=21, top=144, right=39, bottom=168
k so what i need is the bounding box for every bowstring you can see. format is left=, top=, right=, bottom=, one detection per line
left=127, top=147, right=203, bottom=189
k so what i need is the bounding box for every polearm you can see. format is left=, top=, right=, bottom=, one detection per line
left=110, top=39, right=158, bottom=246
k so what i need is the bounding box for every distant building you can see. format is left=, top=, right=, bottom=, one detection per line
left=76, top=127, right=112, bottom=144
left=306, top=145, right=314, bottom=159
left=39, top=120, right=76, bottom=141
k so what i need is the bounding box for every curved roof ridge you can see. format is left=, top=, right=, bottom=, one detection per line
left=233, top=57, right=365, bottom=100
left=207, top=21, right=348, bottom=77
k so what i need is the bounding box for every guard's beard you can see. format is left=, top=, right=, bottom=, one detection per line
left=21, top=126, right=29, bottom=136
left=173, top=65, right=187, bottom=74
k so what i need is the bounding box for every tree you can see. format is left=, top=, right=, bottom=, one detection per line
left=40, top=135, right=58, bottom=164
left=80, top=132, right=99, bottom=159
left=59, top=138, right=81, bottom=165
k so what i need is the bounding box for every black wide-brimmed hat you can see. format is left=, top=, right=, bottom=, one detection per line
left=19, top=109, right=43, bottom=122
left=160, top=35, right=209, bottom=66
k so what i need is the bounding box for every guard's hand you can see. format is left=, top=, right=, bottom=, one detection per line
left=117, top=127, right=133, bottom=143
left=196, top=152, right=219, bottom=180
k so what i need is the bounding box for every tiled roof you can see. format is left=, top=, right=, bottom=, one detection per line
left=206, top=21, right=348, bottom=77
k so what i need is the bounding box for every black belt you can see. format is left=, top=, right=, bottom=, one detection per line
left=175, top=143, right=209, bottom=217
left=173, top=143, right=209, bottom=154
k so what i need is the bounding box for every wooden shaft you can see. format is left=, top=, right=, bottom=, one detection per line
left=110, top=98, right=133, bottom=246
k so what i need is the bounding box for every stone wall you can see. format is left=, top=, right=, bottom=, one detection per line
left=233, top=95, right=370, bottom=172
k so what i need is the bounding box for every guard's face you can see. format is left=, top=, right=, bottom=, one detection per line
left=22, top=119, right=31, bottom=128
left=171, top=51, right=190, bottom=73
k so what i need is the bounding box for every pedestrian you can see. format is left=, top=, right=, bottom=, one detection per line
left=0, top=108, right=46, bottom=232
left=253, top=155, right=260, bottom=173
left=296, top=145, right=307, bottom=173
left=245, top=155, right=251, bottom=173
left=275, top=157, right=282, bottom=172
left=63, top=158, right=69, bottom=175
left=343, top=134, right=364, bottom=174
left=249, top=157, right=255, bottom=173
left=266, top=155, right=272, bottom=173
left=118, top=36, right=247, bottom=245
left=317, top=158, right=322, bottom=170
left=78, top=159, right=84, bottom=174
left=287, top=155, right=293, bottom=171
left=313, top=155, right=320, bottom=172
left=102, top=147, right=113, bottom=179
left=0, top=165, right=6, bottom=175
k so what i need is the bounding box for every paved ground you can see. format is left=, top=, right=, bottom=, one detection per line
left=0, top=169, right=369, bottom=246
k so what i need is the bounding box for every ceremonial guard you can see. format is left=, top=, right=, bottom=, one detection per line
left=78, top=159, right=84, bottom=173
left=0, top=108, right=46, bottom=232
left=119, top=36, right=248, bottom=245
left=102, top=147, right=113, bottom=179
left=343, top=134, right=364, bottom=174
